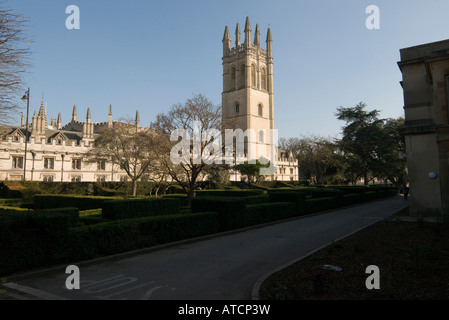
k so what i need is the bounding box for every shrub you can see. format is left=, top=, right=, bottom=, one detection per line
left=79, top=214, right=104, bottom=226
left=0, top=199, right=23, bottom=207
left=268, top=191, right=306, bottom=215
left=34, top=207, right=80, bottom=228
left=79, top=209, right=102, bottom=217
left=0, top=208, right=77, bottom=276
left=305, top=197, right=337, bottom=213
left=244, top=202, right=296, bottom=226
left=195, top=189, right=264, bottom=198
left=101, top=198, right=180, bottom=220
left=163, top=194, right=189, bottom=207
left=33, top=194, right=118, bottom=210
left=245, top=195, right=270, bottom=205
left=343, top=193, right=363, bottom=206
left=192, top=197, right=246, bottom=231
left=64, top=212, right=218, bottom=262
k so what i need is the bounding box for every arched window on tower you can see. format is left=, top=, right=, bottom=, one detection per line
left=258, top=104, right=263, bottom=117
left=235, top=104, right=240, bottom=114
left=240, top=64, right=245, bottom=88
left=261, top=68, right=267, bottom=90
left=259, top=130, right=265, bottom=144
left=231, top=67, right=236, bottom=90
left=251, top=64, right=256, bottom=87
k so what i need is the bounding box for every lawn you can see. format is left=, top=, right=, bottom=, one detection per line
left=259, top=218, right=449, bottom=300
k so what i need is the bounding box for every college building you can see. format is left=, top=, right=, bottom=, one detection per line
left=0, top=17, right=299, bottom=183
left=398, top=38, right=449, bottom=218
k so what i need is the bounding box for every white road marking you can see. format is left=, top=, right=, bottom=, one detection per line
left=3, top=283, right=67, bottom=300
left=95, top=282, right=155, bottom=299
left=141, top=285, right=165, bottom=300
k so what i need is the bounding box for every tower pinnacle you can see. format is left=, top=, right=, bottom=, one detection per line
left=254, top=24, right=260, bottom=47
left=244, top=16, right=251, bottom=47
left=235, top=23, right=241, bottom=47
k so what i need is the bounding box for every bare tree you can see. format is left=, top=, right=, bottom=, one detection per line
left=157, top=94, right=226, bottom=205
left=0, top=6, right=30, bottom=124
left=86, top=120, right=164, bottom=196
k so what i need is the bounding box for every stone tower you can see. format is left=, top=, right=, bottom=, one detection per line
left=222, top=17, right=275, bottom=163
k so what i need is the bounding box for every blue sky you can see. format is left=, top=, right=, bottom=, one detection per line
left=5, top=0, right=449, bottom=139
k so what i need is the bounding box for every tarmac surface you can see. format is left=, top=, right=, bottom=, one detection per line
left=0, top=196, right=409, bottom=300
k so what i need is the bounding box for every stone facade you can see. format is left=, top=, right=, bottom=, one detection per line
left=0, top=103, right=135, bottom=182
left=398, top=39, right=449, bottom=218
left=222, top=17, right=299, bottom=181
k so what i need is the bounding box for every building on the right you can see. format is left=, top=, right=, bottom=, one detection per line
left=398, top=39, right=449, bottom=219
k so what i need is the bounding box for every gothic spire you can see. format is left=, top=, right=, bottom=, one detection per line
left=223, top=25, right=231, bottom=54
left=244, top=16, right=251, bottom=47
left=235, top=23, right=241, bottom=47
left=57, top=112, right=62, bottom=130
left=254, top=24, right=260, bottom=47
left=72, top=105, right=78, bottom=122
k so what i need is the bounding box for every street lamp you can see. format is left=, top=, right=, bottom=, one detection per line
left=21, top=88, right=30, bottom=181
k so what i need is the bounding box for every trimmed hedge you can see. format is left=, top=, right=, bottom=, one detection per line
left=163, top=194, right=189, bottom=207
left=33, top=194, right=118, bottom=210
left=0, top=211, right=218, bottom=277
left=244, top=202, right=296, bottom=226
left=61, top=212, right=219, bottom=262
left=195, top=189, right=264, bottom=198
left=34, top=207, right=80, bottom=228
left=0, top=208, right=79, bottom=276
left=305, top=197, right=337, bottom=213
left=101, top=198, right=180, bottom=220
left=192, top=197, right=246, bottom=231
left=245, top=195, right=270, bottom=205
left=0, top=199, right=23, bottom=207
left=268, top=191, right=306, bottom=215
left=343, top=193, right=363, bottom=206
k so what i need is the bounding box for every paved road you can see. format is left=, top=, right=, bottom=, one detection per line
left=1, top=196, right=408, bottom=300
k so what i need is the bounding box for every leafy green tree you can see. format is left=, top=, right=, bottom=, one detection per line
left=335, top=102, right=406, bottom=186
left=234, top=158, right=270, bottom=185
left=279, top=135, right=344, bottom=185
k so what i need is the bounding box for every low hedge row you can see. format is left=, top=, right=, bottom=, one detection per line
left=0, top=211, right=218, bottom=277
left=162, top=194, right=189, bottom=207
left=195, top=189, right=264, bottom=198
left=192, top=197, right=246, bottom=231
left=268, top=191, right=306, bottom=215
left=244, top=202, right=297, bottom=226
left=305, top=197, right=337, bottom=213
left=33, top=194, right=118, bottom=210
left=0, top=207, right=80, bottom=275
left=101, top=198, right=180, bottom=220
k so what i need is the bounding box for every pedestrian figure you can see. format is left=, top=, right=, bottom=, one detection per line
left=403, top=186, right=409, bottom=200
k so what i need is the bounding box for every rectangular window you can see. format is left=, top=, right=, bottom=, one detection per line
left=43, top=176, right=54, bottom=182
left=71, top=176, right=81, bottom=182
left=72, top=159, right=82, bottom=170
left=120, top=175, right=128, bottom=182
left=44, top=158, right=55, bottom=169
left=97, top=160, right=106, bottom=171
left=97, top=176, right=106, bottom=182
left=12, top=156, right=24, bottom=169
left=290, top=168, right=294, bottom=175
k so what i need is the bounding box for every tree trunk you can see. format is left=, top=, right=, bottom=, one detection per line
left=132, top=179, right=138, bottom=197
